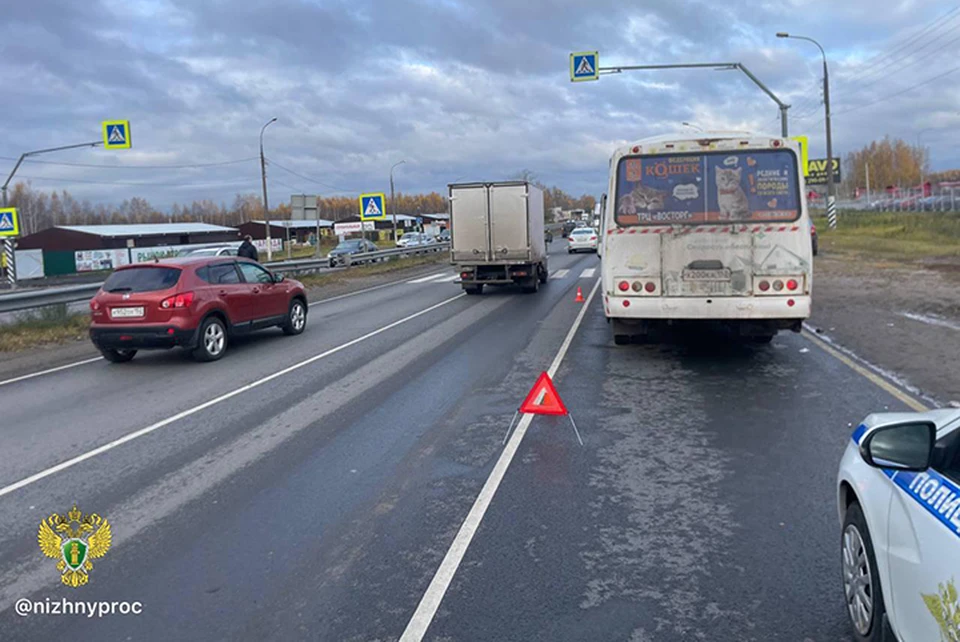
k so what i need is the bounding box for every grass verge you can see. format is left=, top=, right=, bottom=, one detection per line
left=0, top=305, right=90, bottom=352
left=814, top=211, right=960, bottom=264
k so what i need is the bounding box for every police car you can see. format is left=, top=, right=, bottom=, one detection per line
left=837, top=408, right=960, bottom=641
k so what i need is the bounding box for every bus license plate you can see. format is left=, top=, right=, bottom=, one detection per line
left=682, top=268, right=731, bottom=281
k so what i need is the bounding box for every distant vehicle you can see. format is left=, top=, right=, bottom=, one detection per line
left=603, top=132, right=812, bottom=345
left=811, top=222, right=819, bottom=256
left=398, top=232, right=434, bottom=248
left=436, top=229, right=451, bottom=243
left=567, top=227, right=598, bottom=253
left=178, top=246, right=237, bottom=258
left=561, top=221, right=577, bottom=238
left=328, top=239, right=378, bottom=267
left=89, top=257, right=307, bottom=363
left=449, top=181, right=547, bottom=294
left=837, top=408, right=960, bottom=642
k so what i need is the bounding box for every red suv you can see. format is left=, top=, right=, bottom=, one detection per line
left=89, top=257, right=308, bottom=363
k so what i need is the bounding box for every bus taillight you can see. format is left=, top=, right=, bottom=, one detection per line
left=618, top=281, right=630, bottom=292
left=786, top=279, right=799, bottom=291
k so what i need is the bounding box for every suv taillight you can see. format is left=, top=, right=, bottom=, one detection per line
left=160, top=292, right=195, bottom=309
left=90, top=299, right=100, bottom=311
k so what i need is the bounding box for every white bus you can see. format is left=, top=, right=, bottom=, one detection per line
left=600, top=132, right=812, bottom=344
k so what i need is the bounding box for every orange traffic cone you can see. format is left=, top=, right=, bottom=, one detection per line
left=574, top=287, right=584, bottom=303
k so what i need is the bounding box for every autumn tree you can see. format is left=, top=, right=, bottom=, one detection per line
left=843, top=137, right=928, bottom=193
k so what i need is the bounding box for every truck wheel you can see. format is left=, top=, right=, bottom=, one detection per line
left=614, top=334, right=631, bottom=346
left=521, top=276, right=539, bottom=294
left=538, top=264, right=548, bottom=284
left=463, top=284, right=483, bottom=295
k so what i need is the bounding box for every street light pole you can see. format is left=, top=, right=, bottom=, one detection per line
left=2, top=139, right=103, bottom=288
left=777, top=33, right=835, bottom=227
left=681, top=121, right=703, bottom=132
left=598, top=62, right=790, bottom=137
left=259, top=117, right=277, bottom=261
left=390, top=160, right=406, bottom=242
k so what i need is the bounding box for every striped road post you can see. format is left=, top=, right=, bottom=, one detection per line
left=827, top=196, right=837, bottom=229
left=3, top=239, right=15, bottom=288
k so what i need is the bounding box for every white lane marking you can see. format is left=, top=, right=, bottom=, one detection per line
left=408, top=273, right=450, bottom=284
left=900, top=311, right=960, bottom=332
left=551, top=269, right=570, bottom=279
left=580, top=268, right=596, bottom=278
left=399, top=277, right=601, bottom=642
left=435, top=275, right=460, bottom=283
left=312, top=271, right=447, bottom=305
left=0, top=357, right=103, bottom=389
left=0, top=293, right=467, bottom=500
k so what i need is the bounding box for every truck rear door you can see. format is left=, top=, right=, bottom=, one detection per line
left=451, top=185, right=491, bottom=262
left=490, top=183, right=530, bottom=261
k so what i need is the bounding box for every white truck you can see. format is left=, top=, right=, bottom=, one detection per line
left=449, top=181, right=548, bottom=295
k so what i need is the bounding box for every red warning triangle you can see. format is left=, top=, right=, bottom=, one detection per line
left=519, top=372, right=568, bottom=416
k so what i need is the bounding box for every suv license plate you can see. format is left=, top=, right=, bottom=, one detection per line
left=110, top=306, right=144, bottom=319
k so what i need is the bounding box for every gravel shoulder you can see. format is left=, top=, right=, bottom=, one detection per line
left=808, top=253, right=960, bottom=405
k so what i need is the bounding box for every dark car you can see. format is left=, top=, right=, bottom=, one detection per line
left=88, top=257, right=307, bottom=363
left=436, top=229, right=451, bottom=243
left=328, top=239, right=378, bottom=267
left=811, top=222, right=818, bottom=256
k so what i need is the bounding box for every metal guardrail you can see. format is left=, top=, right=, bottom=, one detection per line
left=0, top=243, right=450, bottom=314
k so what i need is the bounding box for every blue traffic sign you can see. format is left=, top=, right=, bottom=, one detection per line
left=0, top=207, right=20, bottom=237
left=570, top=51, right=599, bottom=82
left=102, top=120, right=131, bottom=149
left=359, top=193, right=386, bottom=220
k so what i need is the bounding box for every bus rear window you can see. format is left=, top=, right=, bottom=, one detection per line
left=615, top=149, right=800, bottom=226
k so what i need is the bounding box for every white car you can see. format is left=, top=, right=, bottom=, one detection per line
left=398, top=232, right=432, bottom=248
left=567, top=227, right=598, bottom=253
left=837, top=408, right=960, bottom=641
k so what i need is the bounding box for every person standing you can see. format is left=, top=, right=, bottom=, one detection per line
left=238, top=235, right=260, bottom=262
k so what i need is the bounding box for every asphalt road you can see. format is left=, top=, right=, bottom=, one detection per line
left=0, top=243, right=919, bottom=641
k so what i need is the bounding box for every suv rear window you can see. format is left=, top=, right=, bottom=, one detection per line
left=103, top=267, right=181, bottom=293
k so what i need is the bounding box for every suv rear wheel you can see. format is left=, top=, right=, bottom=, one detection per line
left=193, top=317, right=228, bottom=362
left=100, top=348, right=137, bottom=363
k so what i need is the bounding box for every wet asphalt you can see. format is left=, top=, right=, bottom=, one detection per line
left=0, top=244, right=913, bottom=641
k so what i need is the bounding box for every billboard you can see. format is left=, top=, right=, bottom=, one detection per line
left=805, top=158, right=842, bottom=185
left=615, top=149, right=801, bottom=225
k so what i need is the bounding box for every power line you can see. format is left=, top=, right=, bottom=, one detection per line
left=16, top=174, right=256, bottom=188
left=0, top=156, right=259, bottom=170
left=847, top=4, right=960, bottom=78
left=849, top=19, right=960, bottom=87
left=266, top=158, right=352, bottom=192
left=812, top=62, right=960, bottom=125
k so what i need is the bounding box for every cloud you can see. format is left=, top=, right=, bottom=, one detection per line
left=2, top=0, right=959, bottom=209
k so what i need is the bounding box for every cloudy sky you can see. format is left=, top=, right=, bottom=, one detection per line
left=1, top=0, right=958, bottom=210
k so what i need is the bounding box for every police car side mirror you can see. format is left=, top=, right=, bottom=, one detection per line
left=860, top=421, right=936, bottom=471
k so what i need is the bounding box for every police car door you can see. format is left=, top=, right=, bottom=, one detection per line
left=885, top=418, right=960, bottom=641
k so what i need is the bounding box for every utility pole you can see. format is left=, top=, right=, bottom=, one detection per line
left=777, top=33, right=835, bottom=227
left=865, top=162, right=871, bottom=205
left=2, top=140, right=103, bottom=288
left=259, top=117, right=277, bottom=261
left=390, top=160, right=406, bottom=243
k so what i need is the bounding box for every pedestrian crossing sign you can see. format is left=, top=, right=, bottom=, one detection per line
left=0, top=207, right=20, bottom=237
left=570, top=51, right=599, bottom=82
left=359, top=193, right=386, bottom=220
left=102, top=120, right=131, bottom=149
